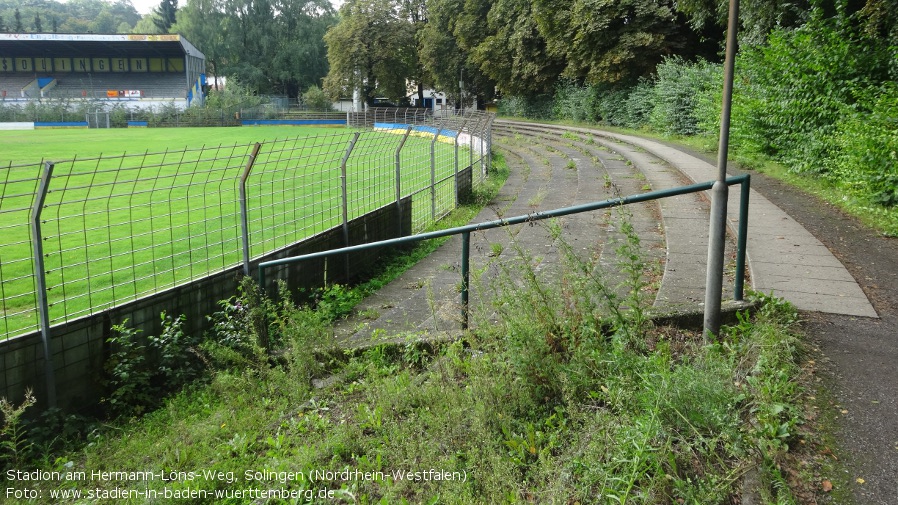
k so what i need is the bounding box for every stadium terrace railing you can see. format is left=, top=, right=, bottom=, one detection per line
left=0, top=110, right=494, bottom=346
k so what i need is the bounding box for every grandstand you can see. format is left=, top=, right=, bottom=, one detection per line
left=0, top=33, right=206, bottom=108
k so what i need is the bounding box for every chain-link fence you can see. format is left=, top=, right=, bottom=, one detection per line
left=0, top=109, right=494, bottom=342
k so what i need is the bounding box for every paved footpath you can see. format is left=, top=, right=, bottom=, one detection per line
left=566, top=125, right=878, bottom=318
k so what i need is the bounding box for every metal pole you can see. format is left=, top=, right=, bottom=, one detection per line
left=430, top=128, right=443, bottom=221
left=241, top=143, right=261, bottom=276
left=486, top=114, right=494, bottom=174
left=31, top=161, right=57, bottom=408
left=395, top=127, right=412, bottom=237
left=734, top=175, right=750, bottom=301
left=341, top=132, right=361, bottom=279
left=461, top=231, right=471, bottom=330
left=454, top=118, right=468, bottom=206
left=704, top=0, right=740, bottom=339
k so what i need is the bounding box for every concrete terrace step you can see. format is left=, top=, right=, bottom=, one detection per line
left=332, top=120, right=877, bottom=347
left=334, top=125, right=668, bottom=344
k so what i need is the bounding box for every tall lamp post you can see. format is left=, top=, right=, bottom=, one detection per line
left=704, top=0, right=740, bottom=339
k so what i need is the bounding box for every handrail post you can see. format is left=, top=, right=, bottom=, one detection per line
left=395, top=127, right=412, bottom=237
left=31, top=161, right=57, bottom=408
left=341, top=132, right=361, bottom=279
left=735, top=175, right=750, bottom=301
left=240, top=143, right=262, bottom=276
left=461, top=231, right=471, bottom=330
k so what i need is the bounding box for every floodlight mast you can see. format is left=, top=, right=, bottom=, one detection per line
left=704, top=0, right=740, bottom=340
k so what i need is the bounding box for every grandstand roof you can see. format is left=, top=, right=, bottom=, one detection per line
left=0, top=33, right=204, bottom=59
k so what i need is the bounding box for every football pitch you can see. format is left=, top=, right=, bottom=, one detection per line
left=0, top=126, right=463, bottom=339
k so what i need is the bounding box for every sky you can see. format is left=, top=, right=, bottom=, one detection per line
left=128, top=0, right=158, bottom=16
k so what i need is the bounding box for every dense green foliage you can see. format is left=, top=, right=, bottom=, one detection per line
left=174, top=0, right=336, bottom=97
left=0, top=0, right=140, bottom=34
left=324, top=0, right=721, bottom=105
left=322, top=0, right=415, bottom=103
left=497, top=8, right=898, bottom=235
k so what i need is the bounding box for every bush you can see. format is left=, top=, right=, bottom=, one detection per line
left=731, top=19, right=890, bottom=172
left=301, top=85, right=334, bottom=111
left=649, top=57, right=720, bottom=136
left=551, top=80, right=598, bottom=123
left=826, top=83, right=898, bottom=206
left=497, top=94, right=554, bottom=120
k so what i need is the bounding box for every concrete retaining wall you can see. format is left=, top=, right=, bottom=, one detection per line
left=0, top=198, right=412, bottom=410
left=0, top=122, right=35, bottom=130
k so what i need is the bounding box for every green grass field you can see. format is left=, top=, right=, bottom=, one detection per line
left=0, top=127, right=351, bottom=165
left=0, top=126, right=467, bottom=340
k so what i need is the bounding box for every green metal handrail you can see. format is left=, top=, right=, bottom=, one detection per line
left=259, top=175, right=751, bottom=330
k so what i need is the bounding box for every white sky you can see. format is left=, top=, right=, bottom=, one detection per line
left=127, top=0, right=158, bottom=16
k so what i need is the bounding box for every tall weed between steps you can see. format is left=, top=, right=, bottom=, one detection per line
left=483, top=209, right=652, bottom=406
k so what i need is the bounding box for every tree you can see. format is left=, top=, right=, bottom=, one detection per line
left=396, top=0, right=430, bottom=104
left=418, top=0, right=496, bottom=106
left=532, top=0, right=689, bottom=86
left=171, top=0, right=226, bottom=82
left=323, top=0, right=414, bottom=104
left=153, top=0, right=177, bottom=32
left=676, top=0, right=815, bottom=45
left=132, top=14, right=163, bottom=33
left=175, top=0, right=335, bottom=97
left=14, top=7, right=22, bottom=32
left=0, top=0, right=141, bottom=34
left=90, top=10, right=118, bottom=33
left=469, top=0, right=563, bottom=97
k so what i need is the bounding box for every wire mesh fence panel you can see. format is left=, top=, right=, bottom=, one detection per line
left=245, top=133, right=353, bottom=258
left=399, top=129, right=439, bottom=232
left=0, top=162, right=42, bottom=340
left=432, top=125, right=456, bottom=222
left=37, top=145, right=250, bottom=327
left=345, top=131, right=401, bottom=222
left=1, top=112, right=494, bottom=341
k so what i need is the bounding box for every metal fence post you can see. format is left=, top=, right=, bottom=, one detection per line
left=469, top=118, right=474, bottom=171
left=341, top=132, right=361, bottom=278
left=240, top=143, right=262, bottom=276
left=486, top=114, right=494, bottom=174
left=430, top=128, right=443, bottom=222
left=479, top=116, right=487, bottom=177
left=395, top=127, right=412, bottom=237
left=455, top=118, right=468, bottom=206
left=31, top=161, right=57, bottom=408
